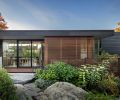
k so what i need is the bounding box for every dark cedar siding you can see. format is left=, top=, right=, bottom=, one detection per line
left=0, top=40, right=2, bottom=57
left=102, top=32, right=120, bottom=55
left=44, top=37, right=94, bottom=66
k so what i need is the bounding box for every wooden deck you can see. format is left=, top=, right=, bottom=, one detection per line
left=5, top=67, right=38, bottom=73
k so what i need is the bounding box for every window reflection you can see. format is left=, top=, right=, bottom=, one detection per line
left=3, top=40, right=43, bottom=67
left=32, top=41, right=43, bottom=67
left=19, top=41, right=31, bottom=67
left=81, top=38, right=87, bottom=59
left=3, top=40, right=17, bottom=67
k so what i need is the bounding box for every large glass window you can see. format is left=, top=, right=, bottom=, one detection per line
left=3, top=40, right=43, bottom=67
left=18, top=41, right=31, bottom=67
left=3, top=40, right=17, bottom=67
left=32, top=41, right=43, bottom=67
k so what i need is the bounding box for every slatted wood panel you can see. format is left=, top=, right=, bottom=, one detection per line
left=44, top=38, right=61, bottom=64
left=62, top=38, right=76, bottom=59
left=44, top=37, right=94, bottom=66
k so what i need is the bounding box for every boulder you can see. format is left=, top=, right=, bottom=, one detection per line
left=35, top=78, right=55, bottom=90
left=15, top=84, right=32, bottom=100
left=24, top=83, right=41, bottom=97
left=38, top=82, right=87, bottom=100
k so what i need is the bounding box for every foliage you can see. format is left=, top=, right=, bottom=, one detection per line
left=0, top=68, right=18, bottom=100
left=115, top=77, right=120, bottom=92
left=36, top=68, right=57, bottom=80
left=115, top=22, right=120, bottom=32
left=77, top=63, right=108, bottom=89
left=99, top=73, right=119, bottom=96
left=35, top=78, right=56, bottom=90
left=36, top=61, right=120, bottom=96
left=0, top=22, right=8, bottom=30
left=36, top=62, right=79, bottom=84
left=98, top=51, right=119, bottom=64
left=85, top=92, right=115, bottom=100
left=0, top=13, right=8, bottom=30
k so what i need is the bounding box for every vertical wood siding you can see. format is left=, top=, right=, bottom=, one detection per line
left=44, top=37, right=94, bottom=66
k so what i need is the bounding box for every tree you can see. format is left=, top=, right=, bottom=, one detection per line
left=0, top=13, right=8, bottom=30
left=115, top=22, right=120, bottom=32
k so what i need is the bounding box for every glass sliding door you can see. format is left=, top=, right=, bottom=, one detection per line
left=32, top=41, right=43, bottom=67
left=18, top=41, right=31, bottom=67
left=3, top=40, right=17, bottom=67
left=3, top=40, right=44, bottom=68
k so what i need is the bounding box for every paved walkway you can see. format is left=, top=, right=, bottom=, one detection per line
left=9, top=73, right=35, bottom=84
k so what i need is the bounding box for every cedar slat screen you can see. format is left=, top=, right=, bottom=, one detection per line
left=45, top=37, right=94, bottom=66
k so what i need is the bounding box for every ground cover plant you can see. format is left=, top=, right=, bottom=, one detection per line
left=0, top=68, right=17, bottom=100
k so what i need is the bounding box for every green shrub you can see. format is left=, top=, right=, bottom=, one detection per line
left=0, top=68, right=17, bottom=100
left=77, top=63, right=108, bottom=89
left=36, top=68, right=57, bottom=80
left=98, top=51, right=119, bottom=64
left=115, top=77, right=120, bottom=92
left=85, top=92, right=115, bottom=100
left=35, top=78, right=56, bottom=90
left=36, top=62, right=79, bottom=85
left=99, top=74, right=119, bottom=96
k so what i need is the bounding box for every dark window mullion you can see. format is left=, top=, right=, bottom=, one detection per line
left=17, top=40, right=19, bottom=68
left=31, top=40, right=32, bottom=68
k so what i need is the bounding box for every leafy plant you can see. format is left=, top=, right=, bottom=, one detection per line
left=99, top=73, right=119, bottom=96
left=35, top=78, right=56, bottom=90
left=77, top=63, right=108, bottom=89
left=85, top=92, right=115, bottom=100
left=36, top=62, right=79, bottom=85
left=0, top=68, right=18, bottom=100
left=98, top=51, right=119, bottom=64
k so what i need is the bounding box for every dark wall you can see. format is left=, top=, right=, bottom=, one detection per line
left=0, top=40, right=2, bottom=56
left=101, top=32, right=120, bottom=55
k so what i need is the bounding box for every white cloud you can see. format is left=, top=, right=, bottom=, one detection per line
left=7, top=20, right=40, bottom=30
left=16, top=0, right=59, bottom=26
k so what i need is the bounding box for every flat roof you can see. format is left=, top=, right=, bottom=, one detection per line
left=0, top=30, right=114, bottom=39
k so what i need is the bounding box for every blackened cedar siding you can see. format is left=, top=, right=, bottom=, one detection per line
left=0, top=40, right=2, bottom=57
left=101, top=32, right=120, bottom=55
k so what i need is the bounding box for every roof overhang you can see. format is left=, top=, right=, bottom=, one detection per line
left=0, top=30, right=114, bottom=40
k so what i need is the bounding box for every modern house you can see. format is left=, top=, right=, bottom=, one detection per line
left=0, top=30, right=117, bottom=72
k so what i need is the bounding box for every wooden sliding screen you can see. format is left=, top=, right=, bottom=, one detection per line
left=44, top=37, right=94, bottom=66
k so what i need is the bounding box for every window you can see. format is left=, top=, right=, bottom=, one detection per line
left=32, top=41, right=43, bottom=67
left=18, top=41, right=31, bottom=67
left=80, top=38, right=87, bottom=59
left=3, top=40, right=17, bottom=67
left=3, top=40, right=43, bottom=67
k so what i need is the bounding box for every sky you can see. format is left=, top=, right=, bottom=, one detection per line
left=0, top=0, right=120, bottom=30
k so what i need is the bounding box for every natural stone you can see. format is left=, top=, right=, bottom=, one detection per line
left=15, top=84, right=32, bottom=100
left=38, top=82, right=87, bottom=100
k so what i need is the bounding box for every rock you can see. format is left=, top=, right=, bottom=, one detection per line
left=24, top=83, right=41, bottom=97
left=38, top=82, right=87, bottom=100
left=34, top=92, right=48, bottom=100
left=35, top=78, right=55, bottom=90
left=10, top=73, right=35, bottom=84
left=15, top=84, right=32, bottom=100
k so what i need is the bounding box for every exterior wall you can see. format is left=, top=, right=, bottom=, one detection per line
left=0, top=40, right=2, bottom=67
left=44, top=37, right=94, bottom=66
left=102, top=33, right=120, bottom=55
